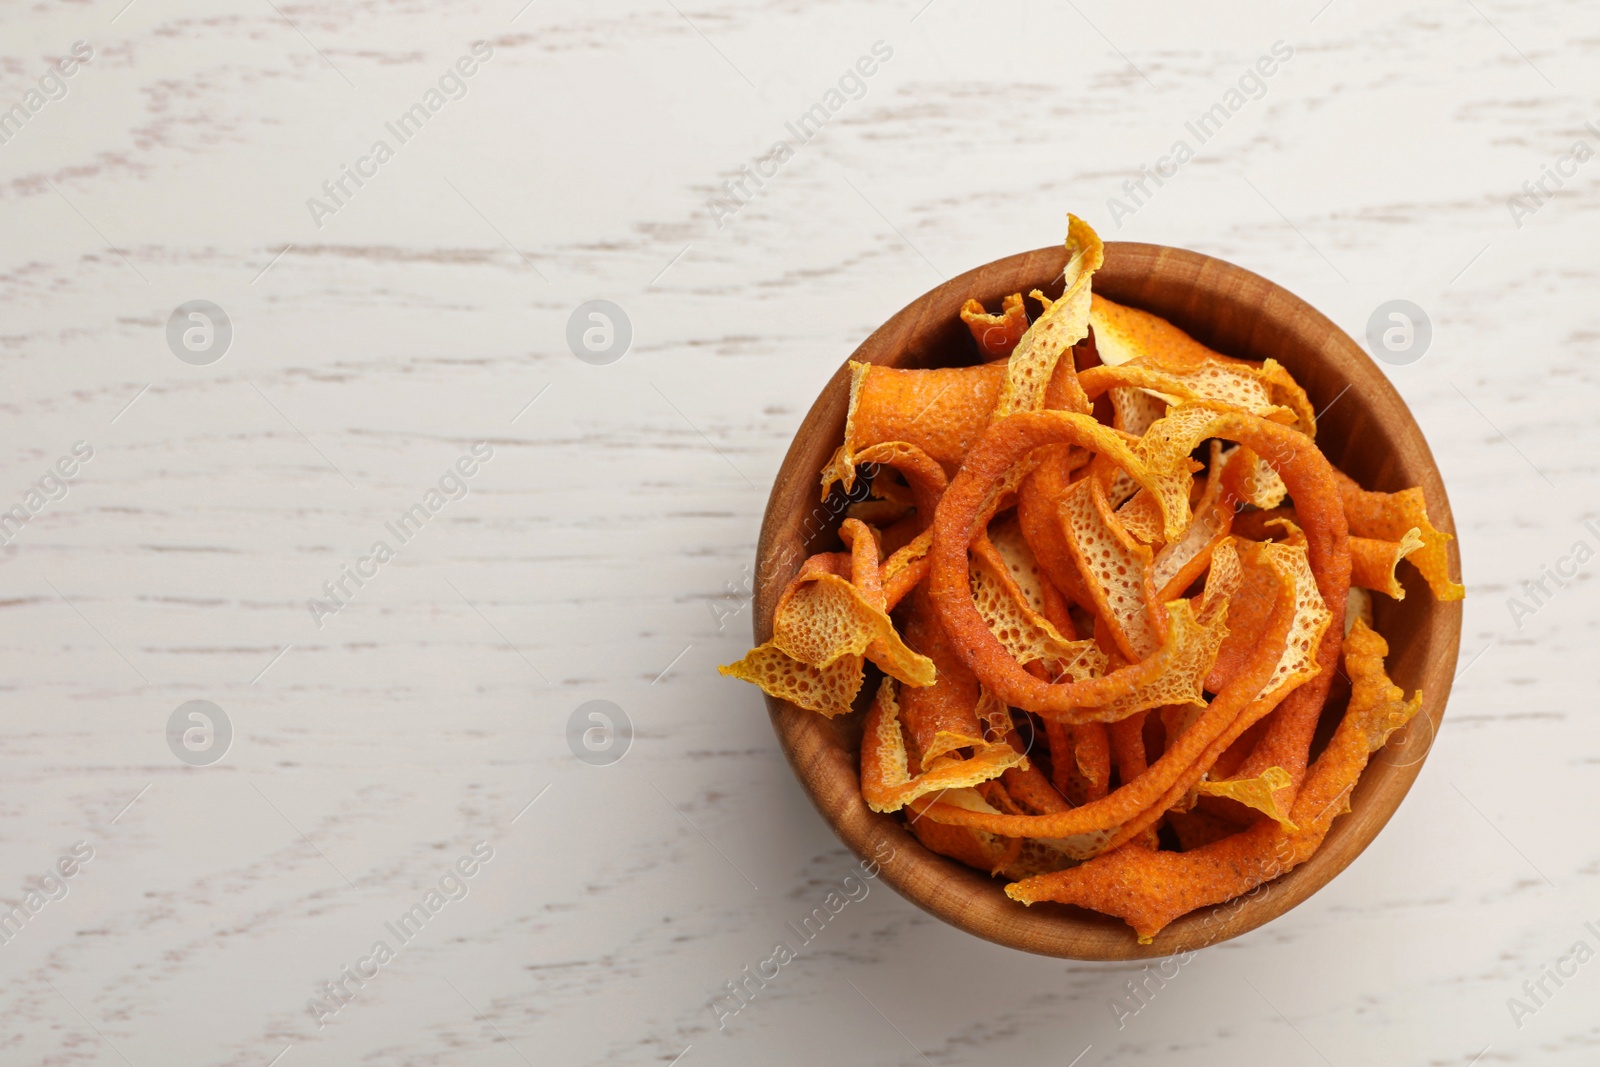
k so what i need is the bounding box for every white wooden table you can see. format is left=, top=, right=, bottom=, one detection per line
left=0, top=1, right=1593, bottom=1063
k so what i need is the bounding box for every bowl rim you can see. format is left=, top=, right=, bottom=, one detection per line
left=752, top=240, right=1463, bottom=960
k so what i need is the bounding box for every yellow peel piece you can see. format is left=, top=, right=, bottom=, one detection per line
left=1115, top=485, right=1175, bottom=546
left=1152, top=454, right=1234, bottom=597
left=1089, top=295, right=1308, bottom=430
left=1085, top=362, right=1293, bottom=425
left=1249, top=540, right=1334, bottom=706
left=1257, top=358, right=1317, bottom=436
left=1109, top=385, right=1167, bottom=436
left=1194, top=766, right=1298, bottom=831
left=971, top=532, right=1105, bottom=680
left=1060, top=477, right=1162, bottom=661
left=1345, top=619, right=1425, bottom=753
left=719, top=646, right=864, bottom=718
left=993, top=215, right=1103, bottom=418
left=1220, top=443, right=1288, bottom=510
left=719, top=560, right=937, bottom=715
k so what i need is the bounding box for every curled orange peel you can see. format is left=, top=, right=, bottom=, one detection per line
left=1108, top=710, right=1151, bottom=784
left=906, top=789, right=1024, bottom=876
left=1350, top=530, right=1425, bottom=600
left=854, top=440, right=950, bottom=519
left=1078, top=362, right=1295, bottom=426
left=1003, top=754, right=1076, bottom=814
left=1003, top=616, right=1418, bottom=941
left=822, top=360, right=1007, bottom=497
left=1256, top=358, right=1317, bottom=437
left=881, top=528, right=933, bottom=613
left=840, top=518, right=885, bottom=610
left=1152, top=448, right=1235, bottom=598
left=971, top=523, right=1107, bottom=681
left=767, top=572, right=932, bottom=684
left=1066, top=588, right=1230, bottom=726
left=720, top=540, right=937, bottom=715
left=1087, top=294, right=1311, bottom=431
left=961, top=293, right=1030, bottom=362
left=985, top=515, right=1069, bottom=621
left=859, top=677, right=1027, bottom=814
left=1220, top=443, right=1288, bottom=510
left=1334, top=469, right=1462, bottom=601
left=1108, top=384, right=1167, bottom=437
left=1066, top=722, right=1112, bottom=804
left=1016, top=445, right=1096, bottom=612
left=718, top=644, right=866, bottom=718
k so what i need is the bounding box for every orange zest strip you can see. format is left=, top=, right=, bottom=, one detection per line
left=1002, top=756, right=1076, bottom=814
left=1107, top=710, right=1150, bottom=783
left=881, top=529, right=932, bottom=613
left=1044, top=718, right=1077, bottom=799
left=839, top=518, right=884, bottom=610
left=1219, top=444, right=1288, bottom=511
left=1153, top=456, right=1235, bottom=599
left=895, top=588, right=992, bottom=763
left=1231, top=505, right=1298, bottom=541
left=908, top=799, right=1023, bottom=877
left=1072, top=723, right=1112, bottom=803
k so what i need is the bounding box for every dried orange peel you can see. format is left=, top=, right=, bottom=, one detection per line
left=1350, top=530, right=1425, bottom=600
left=961, top=293, right=1030, bottom=361
left=721, top=213, right=1459, bottom=942
left=720, top=539, right=936, bottom=716
left=860, top=677, right=1026, bottom=813
left=821, top=361, right=1007, bottom=497
left=1005, top=618, right=1420, bottom=941
left=1335, top=469, right=1463, bottom=600
left=908, top=536, right=1315, bottom=854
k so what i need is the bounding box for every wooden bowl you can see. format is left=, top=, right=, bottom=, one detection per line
left=753, top=242, right=1462, bottom=959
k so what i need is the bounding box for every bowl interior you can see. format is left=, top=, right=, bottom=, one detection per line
left=754, top=241, right=1462, bottom=959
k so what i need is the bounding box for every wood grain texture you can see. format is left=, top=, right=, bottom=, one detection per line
left=757, top=241, right=1463, bottom=959
left=1, top=0, right=1592, bottom=1061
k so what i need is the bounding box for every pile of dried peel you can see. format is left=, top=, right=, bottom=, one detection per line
left=721, top=215, right=1461, bottom=943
